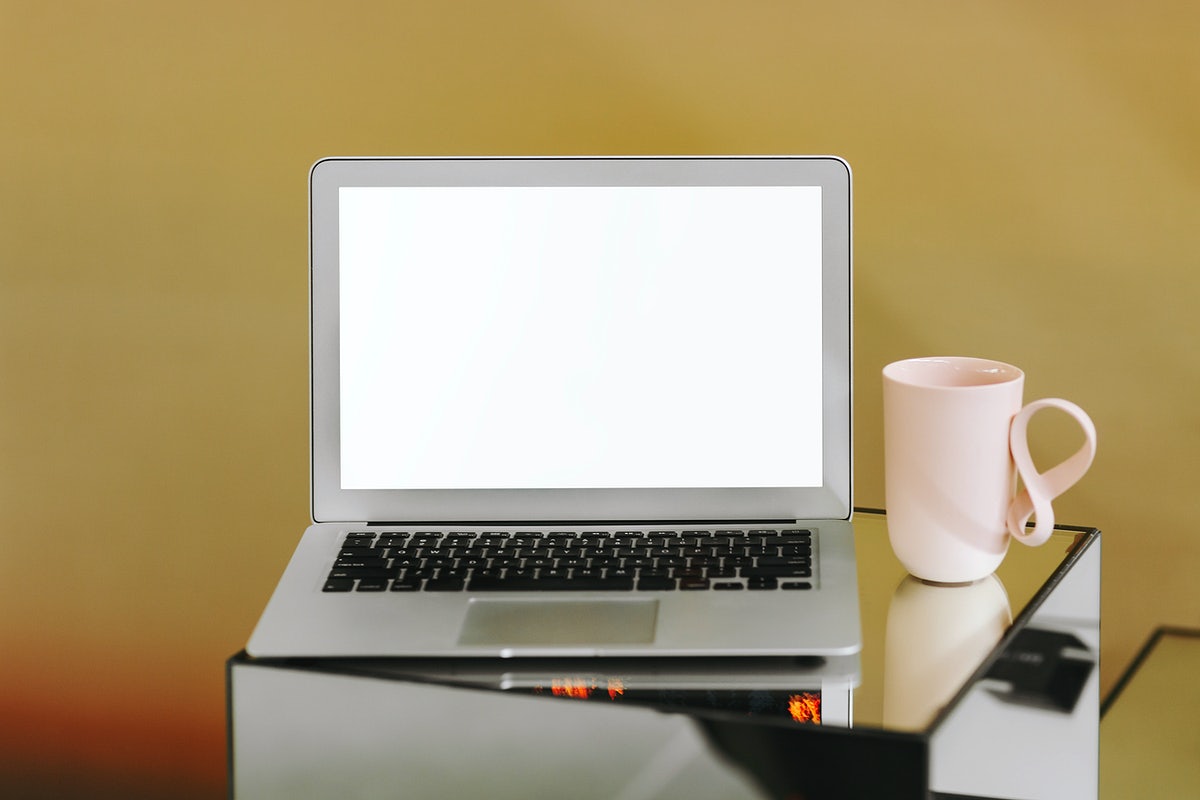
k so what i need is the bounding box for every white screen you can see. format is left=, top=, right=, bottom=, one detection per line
left=339, top=185, right=823, bottom=490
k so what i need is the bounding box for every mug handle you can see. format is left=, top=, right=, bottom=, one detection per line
left=1007, top=398, right=1098, bottom=546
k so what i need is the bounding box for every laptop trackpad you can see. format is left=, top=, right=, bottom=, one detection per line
left=457, top=599, right=659, bottom=646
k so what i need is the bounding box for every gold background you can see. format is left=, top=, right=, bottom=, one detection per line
left=3, top=1, right=1197, bottom=794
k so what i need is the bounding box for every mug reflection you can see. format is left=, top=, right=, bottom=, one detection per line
left=883, top=574, right=1012, bottom=730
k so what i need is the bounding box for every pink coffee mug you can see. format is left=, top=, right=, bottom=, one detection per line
left=883, top=357, right=1097, bottom=584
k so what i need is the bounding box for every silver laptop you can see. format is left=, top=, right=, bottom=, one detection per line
left=247, top=155, right=860, bottom=658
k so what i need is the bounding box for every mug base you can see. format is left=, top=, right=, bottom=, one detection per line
left=912, top=574, right=992, bottom=588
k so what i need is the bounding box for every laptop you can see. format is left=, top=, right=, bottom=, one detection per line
left=247, top=155, right=860, bottom=658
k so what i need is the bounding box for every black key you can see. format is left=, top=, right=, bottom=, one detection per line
left=390, top=579, right=422, bottom=591
left=322, top=578, right=354, bottom=592
left=468, top=576, right=633, bottom=591
left=327, top=567, right=400, bottom=580
left=507, top=568, right=539, bottom=581
left=636, top=577, right=676, bottom=591
left=335, top=557, right=390, bottom=569
left=355, top=578, right=388, bottom=591
left=333, top=554, right=388, bottom=566
left=742, top=565, right=812, bottom=578
left=679, top=578, right=710, bottom=590
left=565, top=577, right=634, bottom=591
left=781, top=582, right=813, bottom=590
left=756, top=557, right=812, bottom=568
left=747, top=576, right=778, bottom=590
left=763, top=534, right=811, bottom=545
left=425, top=576, right=466, bottom=591
left=713, top=582, right=744, bottom=591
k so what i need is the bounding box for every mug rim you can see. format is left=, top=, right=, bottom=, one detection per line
left=883, top=356, right=1024, bottom=389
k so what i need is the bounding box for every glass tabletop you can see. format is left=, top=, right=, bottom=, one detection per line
left=228, top=510, right=1100, bottom=799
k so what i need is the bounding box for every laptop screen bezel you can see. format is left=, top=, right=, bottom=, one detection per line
left=309, top=156, right=852, bottom=523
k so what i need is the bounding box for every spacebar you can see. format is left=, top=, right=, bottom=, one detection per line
left=467, top=576, right=635, bottom=591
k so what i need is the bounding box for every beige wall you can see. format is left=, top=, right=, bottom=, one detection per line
left=3, top=1, right=1197, bottom=792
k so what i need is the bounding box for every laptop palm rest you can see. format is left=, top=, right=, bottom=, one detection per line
left=457, top=599, right=659, bottom=646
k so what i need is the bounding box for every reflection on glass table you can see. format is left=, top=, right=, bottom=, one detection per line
left=227, top=510, right=1099, bottom=799
left=884, top=573, right=1013, bottom=731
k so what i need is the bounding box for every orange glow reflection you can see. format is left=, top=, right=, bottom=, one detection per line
left=551, top=680, right=593, bottom=699
left=787, top=692, right=821, bottom=723
left=545, top=677, right=626, bottom=701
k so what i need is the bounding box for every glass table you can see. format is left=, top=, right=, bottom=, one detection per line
left=227, top=510, right=1100, bottom=799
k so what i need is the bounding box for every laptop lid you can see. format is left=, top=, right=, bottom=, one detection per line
left=309, top=156, right=851, bottom=524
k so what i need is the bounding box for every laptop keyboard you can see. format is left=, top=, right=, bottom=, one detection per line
left=322, top=528, right=814, bottom=593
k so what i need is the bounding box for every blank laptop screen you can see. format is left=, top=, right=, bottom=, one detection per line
left=337, top=184, right=823, bottom=491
